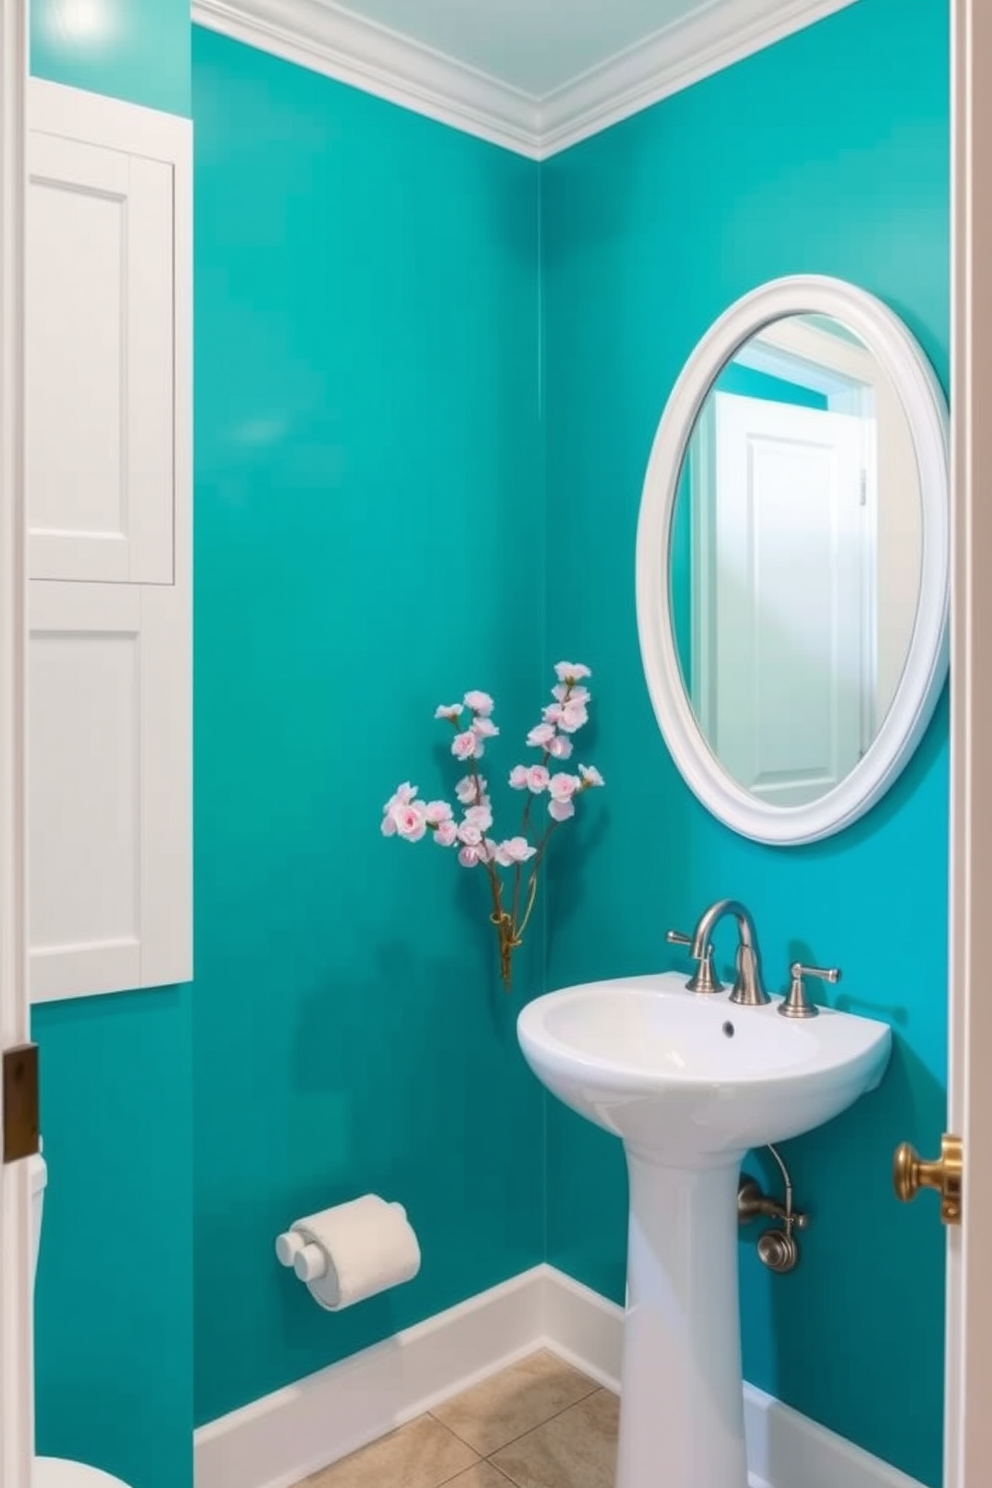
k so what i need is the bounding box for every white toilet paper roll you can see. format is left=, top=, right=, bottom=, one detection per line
left=282, top=1195, right=420, bottom=1311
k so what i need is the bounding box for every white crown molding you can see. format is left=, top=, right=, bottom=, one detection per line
left=191, top=0, right=860, bottom=159
left=194, top=1264, right=925, bottom=1488
left=536, top=0, right=859, bottom=157
left=191, top=0, right=541, bottom=157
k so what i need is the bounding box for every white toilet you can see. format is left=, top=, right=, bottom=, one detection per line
left=30, top=1152, right=133, bottom=1488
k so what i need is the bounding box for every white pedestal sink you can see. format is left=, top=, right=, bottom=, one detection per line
left=517, top=972, right=891, bottom=1488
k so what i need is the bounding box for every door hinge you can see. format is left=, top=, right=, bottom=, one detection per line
left=2, top=1043, right=40, bottom=1163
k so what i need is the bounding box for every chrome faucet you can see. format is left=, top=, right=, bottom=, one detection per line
left=695, top=899, right=770, bottom=1006
left=668, top=899, right=771, bottom=1006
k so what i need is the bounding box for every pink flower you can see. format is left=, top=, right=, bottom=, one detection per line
left=547, top=734, right=573, bottom=760
left=455, top=774, right=486, bottom=804
left=558, top=702, right=588, bottom=734
left=435, top=703, right=463, bottom=721
left=548, top=772, right=580, bottom=822
left=509, top=765, right=529, bottom=790
left=434, top=820, right=459, bottom=847
left=496, top=836, right=537, bottom=865
left=424, top=801, right=453, bottom=825
left=452, top=730, right=481, bottom=760
left=542, top=703, right=563, bottom=725
left=464, top=803, right=494, bottom=831
left=527, top=723, right=555, bottom=748
left=526, top=765, right=550, bottom=794
left=382, top=783, right=419, bottom=835
left=579, top=764, right=605, bottom=787
left=464, top=690, right=494, bottom=716
left=552, top=683, right=591, bottom=704
left=458, top=844, right=483, bottom=867
left=472, top=716, right=500, bottom=739
left=554, top=662, right=592, bottom=683
left=458, top=821, right=483, bottom=846
left=391, top=803, right=427, bottom=841
left=549, top=773, right=581, bottom=803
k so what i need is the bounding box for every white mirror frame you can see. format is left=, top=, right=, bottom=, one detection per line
left=635, top=274, right=949, bottom=846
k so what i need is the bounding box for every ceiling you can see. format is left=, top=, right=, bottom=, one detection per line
left=327, top=0, right=709, bottom=98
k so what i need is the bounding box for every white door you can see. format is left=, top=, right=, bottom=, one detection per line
left=0, top=2, right=35, bottom=1486
left=697, top=392, right=870, bottom=805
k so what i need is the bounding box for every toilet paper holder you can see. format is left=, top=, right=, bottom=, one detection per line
left=275, top=1228, right=327, bottom=1283
left=275, top=1194, right=422, bottom=1311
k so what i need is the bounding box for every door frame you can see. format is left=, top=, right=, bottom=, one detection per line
left=945, top=1, right=992, bottom=1481
left=0, top=0, right=33, bottom=1483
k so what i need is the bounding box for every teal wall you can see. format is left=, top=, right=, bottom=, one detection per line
left=30, top=9, right=194, bottom=1488
left=31, top=0, right=190, bottom=115
left=542, top=2, right=948, bottom=1484
left=191, top=27, right=544, bottom=1425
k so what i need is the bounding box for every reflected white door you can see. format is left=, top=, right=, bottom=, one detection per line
left=696, top=392, right=871, bottom=805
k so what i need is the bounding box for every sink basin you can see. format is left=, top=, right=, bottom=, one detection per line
left=517, top=971, right=891, bottom=1488
left=517, top=971, right=891, bottom=1160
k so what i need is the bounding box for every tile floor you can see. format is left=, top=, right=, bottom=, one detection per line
left=296, top=1350, right=619, bottom=1488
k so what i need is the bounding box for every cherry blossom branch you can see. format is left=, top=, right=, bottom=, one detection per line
left=380, top=665, right=603, bottom=991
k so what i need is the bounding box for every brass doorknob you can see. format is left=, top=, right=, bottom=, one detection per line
left=893, top=1133, right=963, bottom=1225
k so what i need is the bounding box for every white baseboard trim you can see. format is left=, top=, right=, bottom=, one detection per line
left=193, top=1264, right=925, bottom=1488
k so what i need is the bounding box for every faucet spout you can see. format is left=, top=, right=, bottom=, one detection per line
left=690, top=898, right=771, bottom=1007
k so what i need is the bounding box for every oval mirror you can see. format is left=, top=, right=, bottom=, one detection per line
left=636, top=276, right=948, bottom=845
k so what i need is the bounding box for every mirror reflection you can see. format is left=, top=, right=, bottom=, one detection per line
left=670, top=313, right=923, bottom=807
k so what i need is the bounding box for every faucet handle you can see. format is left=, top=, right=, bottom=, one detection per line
left=666, top=930, right=724, bottom=994
left=779, top=962, right=842, bottom=1020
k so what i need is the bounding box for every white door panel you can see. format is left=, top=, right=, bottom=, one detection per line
left=702, top=392, right=869, bottom=805
left=28, top=580, right=191, bottom=1002
left=27, top=124, right=175, bottom=583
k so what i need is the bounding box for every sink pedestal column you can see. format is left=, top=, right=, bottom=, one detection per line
left=618, top=1150, right=748, bottom=1488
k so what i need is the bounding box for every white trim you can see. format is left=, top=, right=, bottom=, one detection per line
left=191, top=0, right=538, bottom=156
left=0, top=0, right=33, bottom=1482
left=635, top=273, right=949, bottom=846
left=190, top=0, right=860, bottom=160
left=194, top=1265, right=924, bottom=1488
left=536, top=0, right=859, bottom=158
left=945, top=2, right=992, bottom=1484
left=194, top=1267, right=549, bottom=1488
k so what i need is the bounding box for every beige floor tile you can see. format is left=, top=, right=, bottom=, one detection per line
left=489, top=1388, right=619, bottom=1488
left=431, top=1350, right=599, bottom=1456
left=300, top=1413, right=479, bottom=1488
left=445, top=1465, right=515, bottom=1488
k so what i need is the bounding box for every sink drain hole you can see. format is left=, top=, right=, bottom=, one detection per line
left=722, top=1021, right=735, bottom=1038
